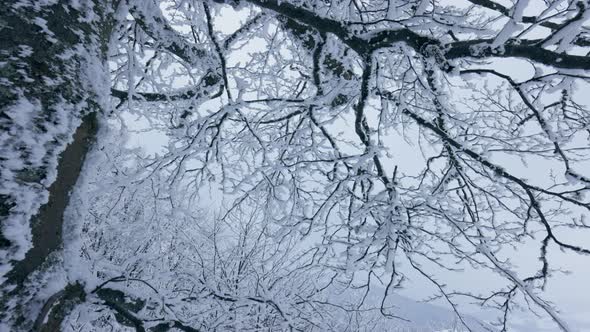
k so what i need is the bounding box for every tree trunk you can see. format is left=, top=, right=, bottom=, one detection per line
left=0, top=0, right=117, bottom=328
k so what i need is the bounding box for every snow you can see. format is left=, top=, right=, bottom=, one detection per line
left=0, top=0, right=108, bottom=290
left=542, top=6, right=590, bottom=52
left=32, top=17, right=57, bottom=43
left=4, top=0, right=590, bottom=330
left=274, top=184, right=291, bottom=201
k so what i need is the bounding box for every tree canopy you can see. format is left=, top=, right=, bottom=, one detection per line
left=1, top=0, right=590, bottom=331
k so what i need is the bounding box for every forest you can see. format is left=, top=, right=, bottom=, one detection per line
left=1, top=0, right=590, bottom=331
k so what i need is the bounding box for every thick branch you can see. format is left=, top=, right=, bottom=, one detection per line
left=467, top=0, right=590, bottom=47
left=128, top=0, right=212, bottom=65
left=240, top=0, right=590, bottom=70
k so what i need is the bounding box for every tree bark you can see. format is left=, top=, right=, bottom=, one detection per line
left=0, top=0, right=117, bottom=328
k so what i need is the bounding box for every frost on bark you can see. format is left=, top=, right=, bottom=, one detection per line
left=0, top=0, right=116, bottom=327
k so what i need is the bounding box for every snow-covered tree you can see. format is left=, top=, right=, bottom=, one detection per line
left=2, top=0, right=590, bottom=331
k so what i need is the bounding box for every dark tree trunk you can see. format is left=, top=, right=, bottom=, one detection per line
left=5, top=113, right=98, bottom=286
left=0, top=1, right=118, bottom=328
